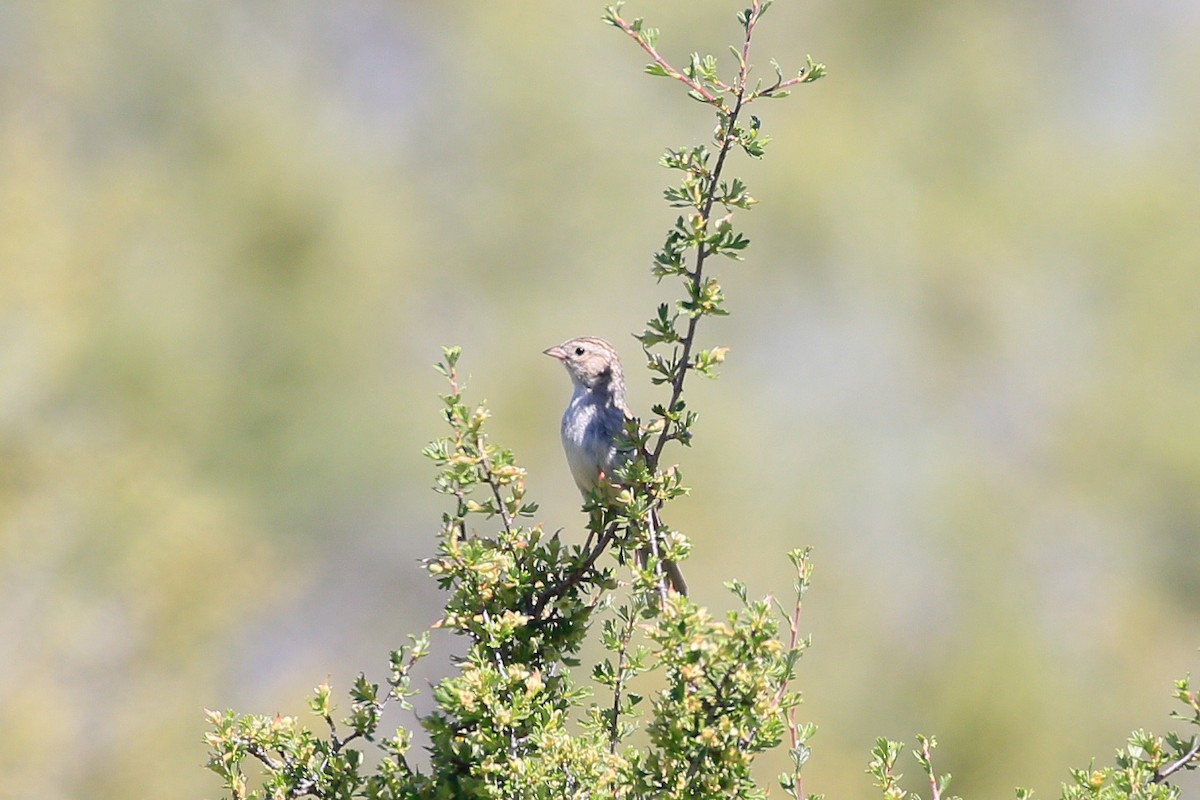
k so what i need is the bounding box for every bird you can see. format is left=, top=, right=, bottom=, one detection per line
left=543, top=336, right=687, bottom=595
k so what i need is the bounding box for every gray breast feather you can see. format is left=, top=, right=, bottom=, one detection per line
left=561, top=391, right=627, bottom=493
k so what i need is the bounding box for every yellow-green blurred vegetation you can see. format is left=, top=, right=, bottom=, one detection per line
left=2, top=1, right=1198, bottom=798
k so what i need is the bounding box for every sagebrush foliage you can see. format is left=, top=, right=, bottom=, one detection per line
left=204, top=3, right=1198, bottom=799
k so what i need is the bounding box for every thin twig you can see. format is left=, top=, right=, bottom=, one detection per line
left=772, top=553, right=810, bottom=799
left=607, top=14, right=722, bottom=105
left=581, top=523, right=598, bottom=554
left=739, top=0, right=761, bottom=80
left=323, top=711, right=373, bottom=756
left=245, top=742, right=284, bottom=772
left=323, top=712, right=340, bottom=749
left=450, top=489, right=469, bottom=541
left=335, top=729, right=366, bottom=754
left=477, top=439, right=515, bottom=534
left=1153, top=737, right=1200, bottom=784
left=775, top=610, right=802, bottom=707
left=779, top=619, right=804, bottom=791
left=753, top=72, right=812, bottom=100
left=920, top=737, right=943, bottom=800
left=531, top=522, right=619, bottom=616
left=608, top=605, right=640, bottom=754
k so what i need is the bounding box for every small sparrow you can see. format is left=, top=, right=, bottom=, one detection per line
left=543, top=336, right=687, bottom=595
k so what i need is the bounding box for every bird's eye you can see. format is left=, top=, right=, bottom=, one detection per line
left=574, top=346, right=585, bottom=356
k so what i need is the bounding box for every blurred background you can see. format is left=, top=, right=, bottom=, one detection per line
left=2, top=1, right=1199, bottom=797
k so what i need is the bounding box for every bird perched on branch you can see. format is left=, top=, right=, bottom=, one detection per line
left=543, top=336, right=687, bottom=595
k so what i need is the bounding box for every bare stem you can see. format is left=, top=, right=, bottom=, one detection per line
left=1154, top=736, right=1200, bottom=784
left=245, top=742, right=283, bottom=772
left=753, top=73, right=811, bottom=100
left=323, top=712, right=340, bottom=748
left=531, top=522, right=619, bottom=617
left=477, top=439, right=515, bottom=534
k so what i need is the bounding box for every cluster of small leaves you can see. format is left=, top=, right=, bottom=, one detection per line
left=867, top=678, right=1200, bottom=800
left=609, top=419, right=691, bottom=562
left=868, top=738, right=911, bottom=800
left=203, top=636, right=429, bottom=799
left=624, top=584, right=805, bottom=799
left=604, top=1, right=825, bottom=110
left=1053, top=677, right=1200, bottom=800
left=867, top=735, right=960, bottom=800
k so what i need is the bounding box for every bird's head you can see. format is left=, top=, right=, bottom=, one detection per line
left=543, top=336, right=623, bottom=391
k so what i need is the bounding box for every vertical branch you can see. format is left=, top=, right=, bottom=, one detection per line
left=920, top=737, right=943, bottom=800
left=608, top=605, right=640, bottom=753
left=644, top=1, right=762, bottom=470
left=648, top=103, right=745, bottom=469
left=773, top=549, right=812, bottom=800
left=477, top=443, right=515, bottom=535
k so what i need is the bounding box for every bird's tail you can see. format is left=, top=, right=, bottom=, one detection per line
left=661, top=555, right=688, bottom=596
left=635, top=545, right=688, bottom=596
left=638, top=508, right=688, bottom=596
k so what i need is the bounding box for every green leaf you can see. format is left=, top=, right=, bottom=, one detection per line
left=693, top=346, right=730, bottom=378
left=803, top=53, right=827, bottom=82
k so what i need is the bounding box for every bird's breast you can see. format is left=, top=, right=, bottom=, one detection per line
left=561, top=391, right=622, bottom=494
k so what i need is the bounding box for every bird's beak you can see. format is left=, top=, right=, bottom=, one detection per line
left=543, top=345, right=567, bottom=360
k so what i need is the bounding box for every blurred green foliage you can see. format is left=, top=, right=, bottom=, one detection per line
left=2, top=1, right=1198, bottom=798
